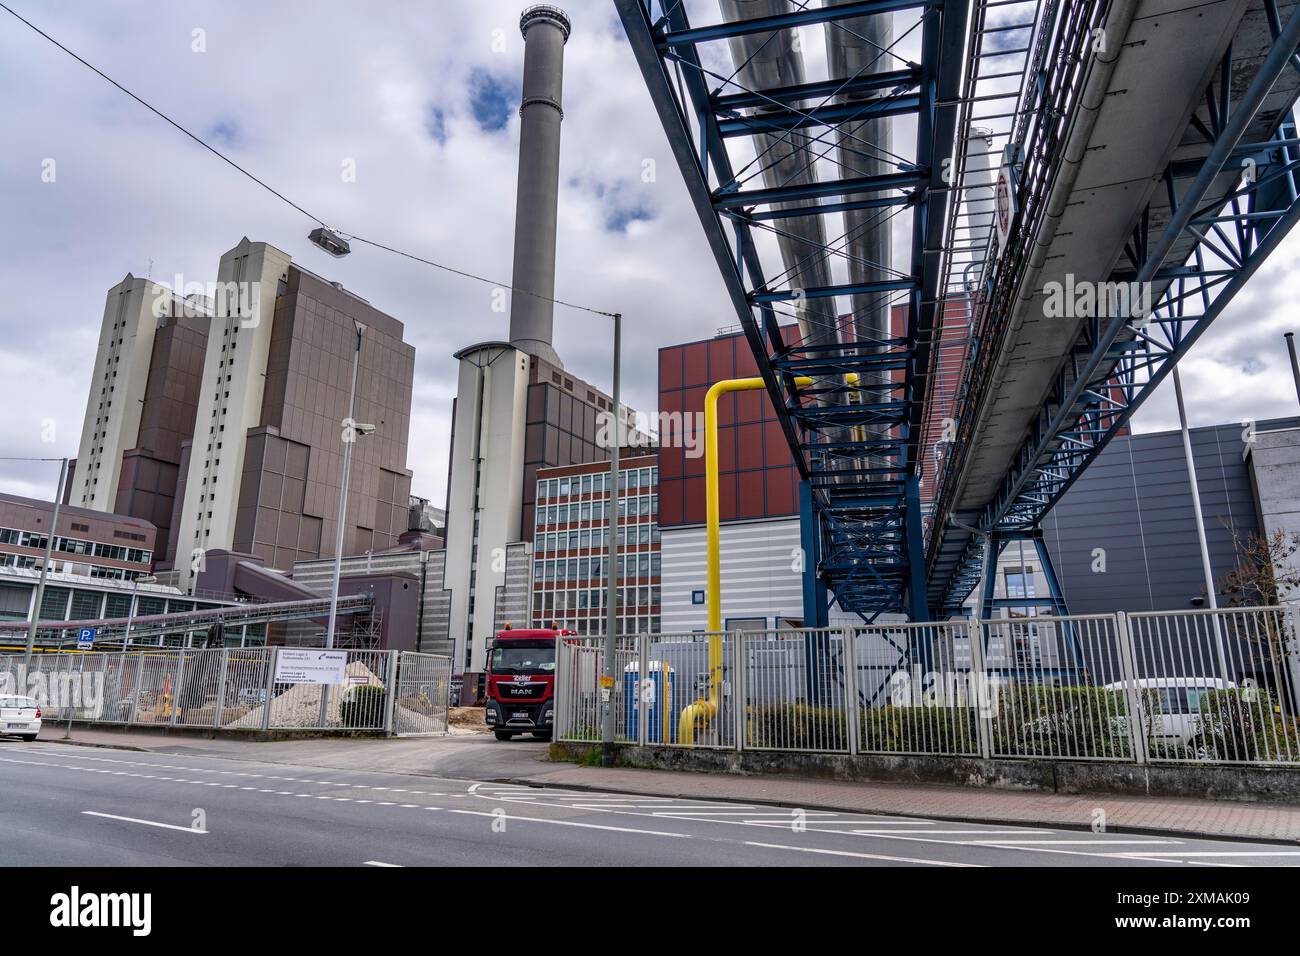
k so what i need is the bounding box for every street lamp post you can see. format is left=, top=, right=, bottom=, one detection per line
left=601, top=313, right=622, bottom=767
left=1173, top=366, right=1231, bottom=679
left=123, top=574, right=157, bottom=647
left=22, top=457, right=68, bottom=675
left=320, top=321, right=374, bottom=727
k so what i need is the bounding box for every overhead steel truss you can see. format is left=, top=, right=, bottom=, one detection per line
left=931, top=2, right=1300, bottom=613
left=615, top=0, right=971, bottom=619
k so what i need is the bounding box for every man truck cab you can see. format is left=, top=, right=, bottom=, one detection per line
left=485, top=625, right=570, bottom=741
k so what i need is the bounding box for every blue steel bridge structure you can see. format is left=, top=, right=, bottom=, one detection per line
left=615, top=0, right=1300, bottom=623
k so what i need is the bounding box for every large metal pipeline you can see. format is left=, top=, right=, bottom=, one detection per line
left=824, top=3, right=894, bottom=476
left=825, top=3, right=893, bottom=348
left=718, top=0, right=836, bottom=349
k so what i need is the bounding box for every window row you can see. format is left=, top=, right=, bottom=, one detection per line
left=0, top=527, right=152, bottom=565
left=535, top=526, right=661, bottom=554
left=536, top=466, right=658, bottom=502
left=534, top=585, right=661, bottom=613
left=534, top=553, right=661, bottom=583
left=535, top=495, right=657, bottom=529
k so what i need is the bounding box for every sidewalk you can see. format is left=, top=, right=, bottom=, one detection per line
left=35, top=727, right=1300, bottom=844
left=506, top=764, right=1300, bottom=844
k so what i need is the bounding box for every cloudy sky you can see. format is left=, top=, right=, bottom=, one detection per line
left=0, top=0, right=1297, bottom=509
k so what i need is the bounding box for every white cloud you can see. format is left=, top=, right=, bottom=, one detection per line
left=0, top=0, right=1296, bottom=519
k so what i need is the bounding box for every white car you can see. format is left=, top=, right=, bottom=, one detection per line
left=1103, top=676, right=1234, bottom=755
left=0, top=695, right=42, bottom=742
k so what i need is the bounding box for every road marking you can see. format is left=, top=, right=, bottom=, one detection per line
left=10, top=749, right=1293, bottom=867
left=363, top=860, right=402, bottom=867
left=446, top=808, right=691, bottom=838
left=82, top=811, right=206, bottom=834
left=1116, top=850, right=1300, bottom=857
left=744, top=840, right=981, bottom=867
left=847, top=829, right=1055, bottom=836
left=966, top=839, right=1180, bottom=846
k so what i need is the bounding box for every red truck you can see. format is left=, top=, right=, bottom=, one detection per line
left=484, top=625, right=570, bottom=741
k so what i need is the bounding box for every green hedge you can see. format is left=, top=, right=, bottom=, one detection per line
left=747, top=703, right=849, bottom=751
left=859, top=705, right=980, bottom=753
left=992, top=684, right=1132, bottom=758
left=339, top=684, right=387, bottom=728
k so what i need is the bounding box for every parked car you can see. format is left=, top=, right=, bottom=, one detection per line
left=1103, top=676, right=1234, bottom=757
left=0, top=695, right=42, bottom=742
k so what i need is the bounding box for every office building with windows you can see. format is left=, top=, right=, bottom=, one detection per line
left=531, top=454, right=661, bottom=635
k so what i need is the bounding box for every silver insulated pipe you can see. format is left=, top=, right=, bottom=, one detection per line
left=825, top=4, right=893, bottom=478
left=508, top=4, right=571, bottom=368
left=825, top=4, right=893, bottom=349
left=718, top=0, right=835, bottom=350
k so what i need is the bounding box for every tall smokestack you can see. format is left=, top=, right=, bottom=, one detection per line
left=508, top=4, right=571, bottom=368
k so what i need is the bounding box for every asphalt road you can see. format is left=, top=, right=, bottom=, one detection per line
left=1, top=740, right=1297, bottom=867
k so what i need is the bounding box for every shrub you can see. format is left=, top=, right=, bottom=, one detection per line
left=993, top=684, right=1132, bottom=758
left=1197, top=688, right=1300, bottom=761
left=859, top=705, right=979, bottom=754
left=339, top=684, right=387, bottom=728
left=747, top=703, right=848, bottom=750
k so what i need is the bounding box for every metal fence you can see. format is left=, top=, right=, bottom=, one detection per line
left=555, top=606, right=1300, bottom=767
left=0, top=646, right=452, bottom=736
left=392, top=651, right=454, bottom=736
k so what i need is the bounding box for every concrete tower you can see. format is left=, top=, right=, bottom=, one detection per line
left=507, top=4, right=571, bottom=367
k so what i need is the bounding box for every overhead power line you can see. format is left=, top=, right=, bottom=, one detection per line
left=0, top=2, right=619, bottom=320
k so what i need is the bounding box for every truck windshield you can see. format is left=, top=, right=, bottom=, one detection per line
left=491, top=643, right=556, bottom=675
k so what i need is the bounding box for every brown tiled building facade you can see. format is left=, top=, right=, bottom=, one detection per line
left=233, top=268, right=413, bottom=569
left=165, top=240, right=415, bottom=580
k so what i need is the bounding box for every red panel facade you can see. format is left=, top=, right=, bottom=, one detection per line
left=658, top=329, right=800, bottom=528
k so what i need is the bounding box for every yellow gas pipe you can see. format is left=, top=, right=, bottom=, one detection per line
left=677, top=372, right=860, bottom=743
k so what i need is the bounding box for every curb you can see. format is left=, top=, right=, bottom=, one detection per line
left=499, top=769, right=1300, bottom=848
left=46, top=737, right=149, bottom=752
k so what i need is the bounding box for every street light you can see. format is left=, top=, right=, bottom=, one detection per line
left=22, top=457, right=68, bottom=674
left=308, top=227, right=351, bottom=258
left=123, top=574, right=157, bottom=647
left=600, top=313, right=622, bottom=768
left=320, top=322, right=371, bottom=725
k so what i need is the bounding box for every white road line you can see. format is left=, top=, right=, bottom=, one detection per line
left=966, top=839, right=1181, bottom=846
left=363, top=861, right=402, bottom=867
left=744, top=841, right=981, bottom=867
left=651, top=810, right=838, bottom=818
left=1115, top=850, right=1300, bottom=858
left=82, top=811, right=206, bottom=834
left=446, top=808, right=691, bottom=838
left=845, top=829, right=1055, bottom=836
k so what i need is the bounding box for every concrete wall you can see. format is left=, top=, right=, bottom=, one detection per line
left=443, top=344, right=531, bottom=672
left=172, top=239, right=292, bottom=586
left=74, top=276, right=171, bottom=511
left=1246, top=426, right=1300, bottom=598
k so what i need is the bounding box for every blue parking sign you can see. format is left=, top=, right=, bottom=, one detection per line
left=77, top=627, right=95, bottom=650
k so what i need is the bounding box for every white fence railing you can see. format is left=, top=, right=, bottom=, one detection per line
left=0, top=646, right=451, bottom=736
left=555, top=606, right=1300, bottom=767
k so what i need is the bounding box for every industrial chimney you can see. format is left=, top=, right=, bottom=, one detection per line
left=508, top=4, right=571, bottom=368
